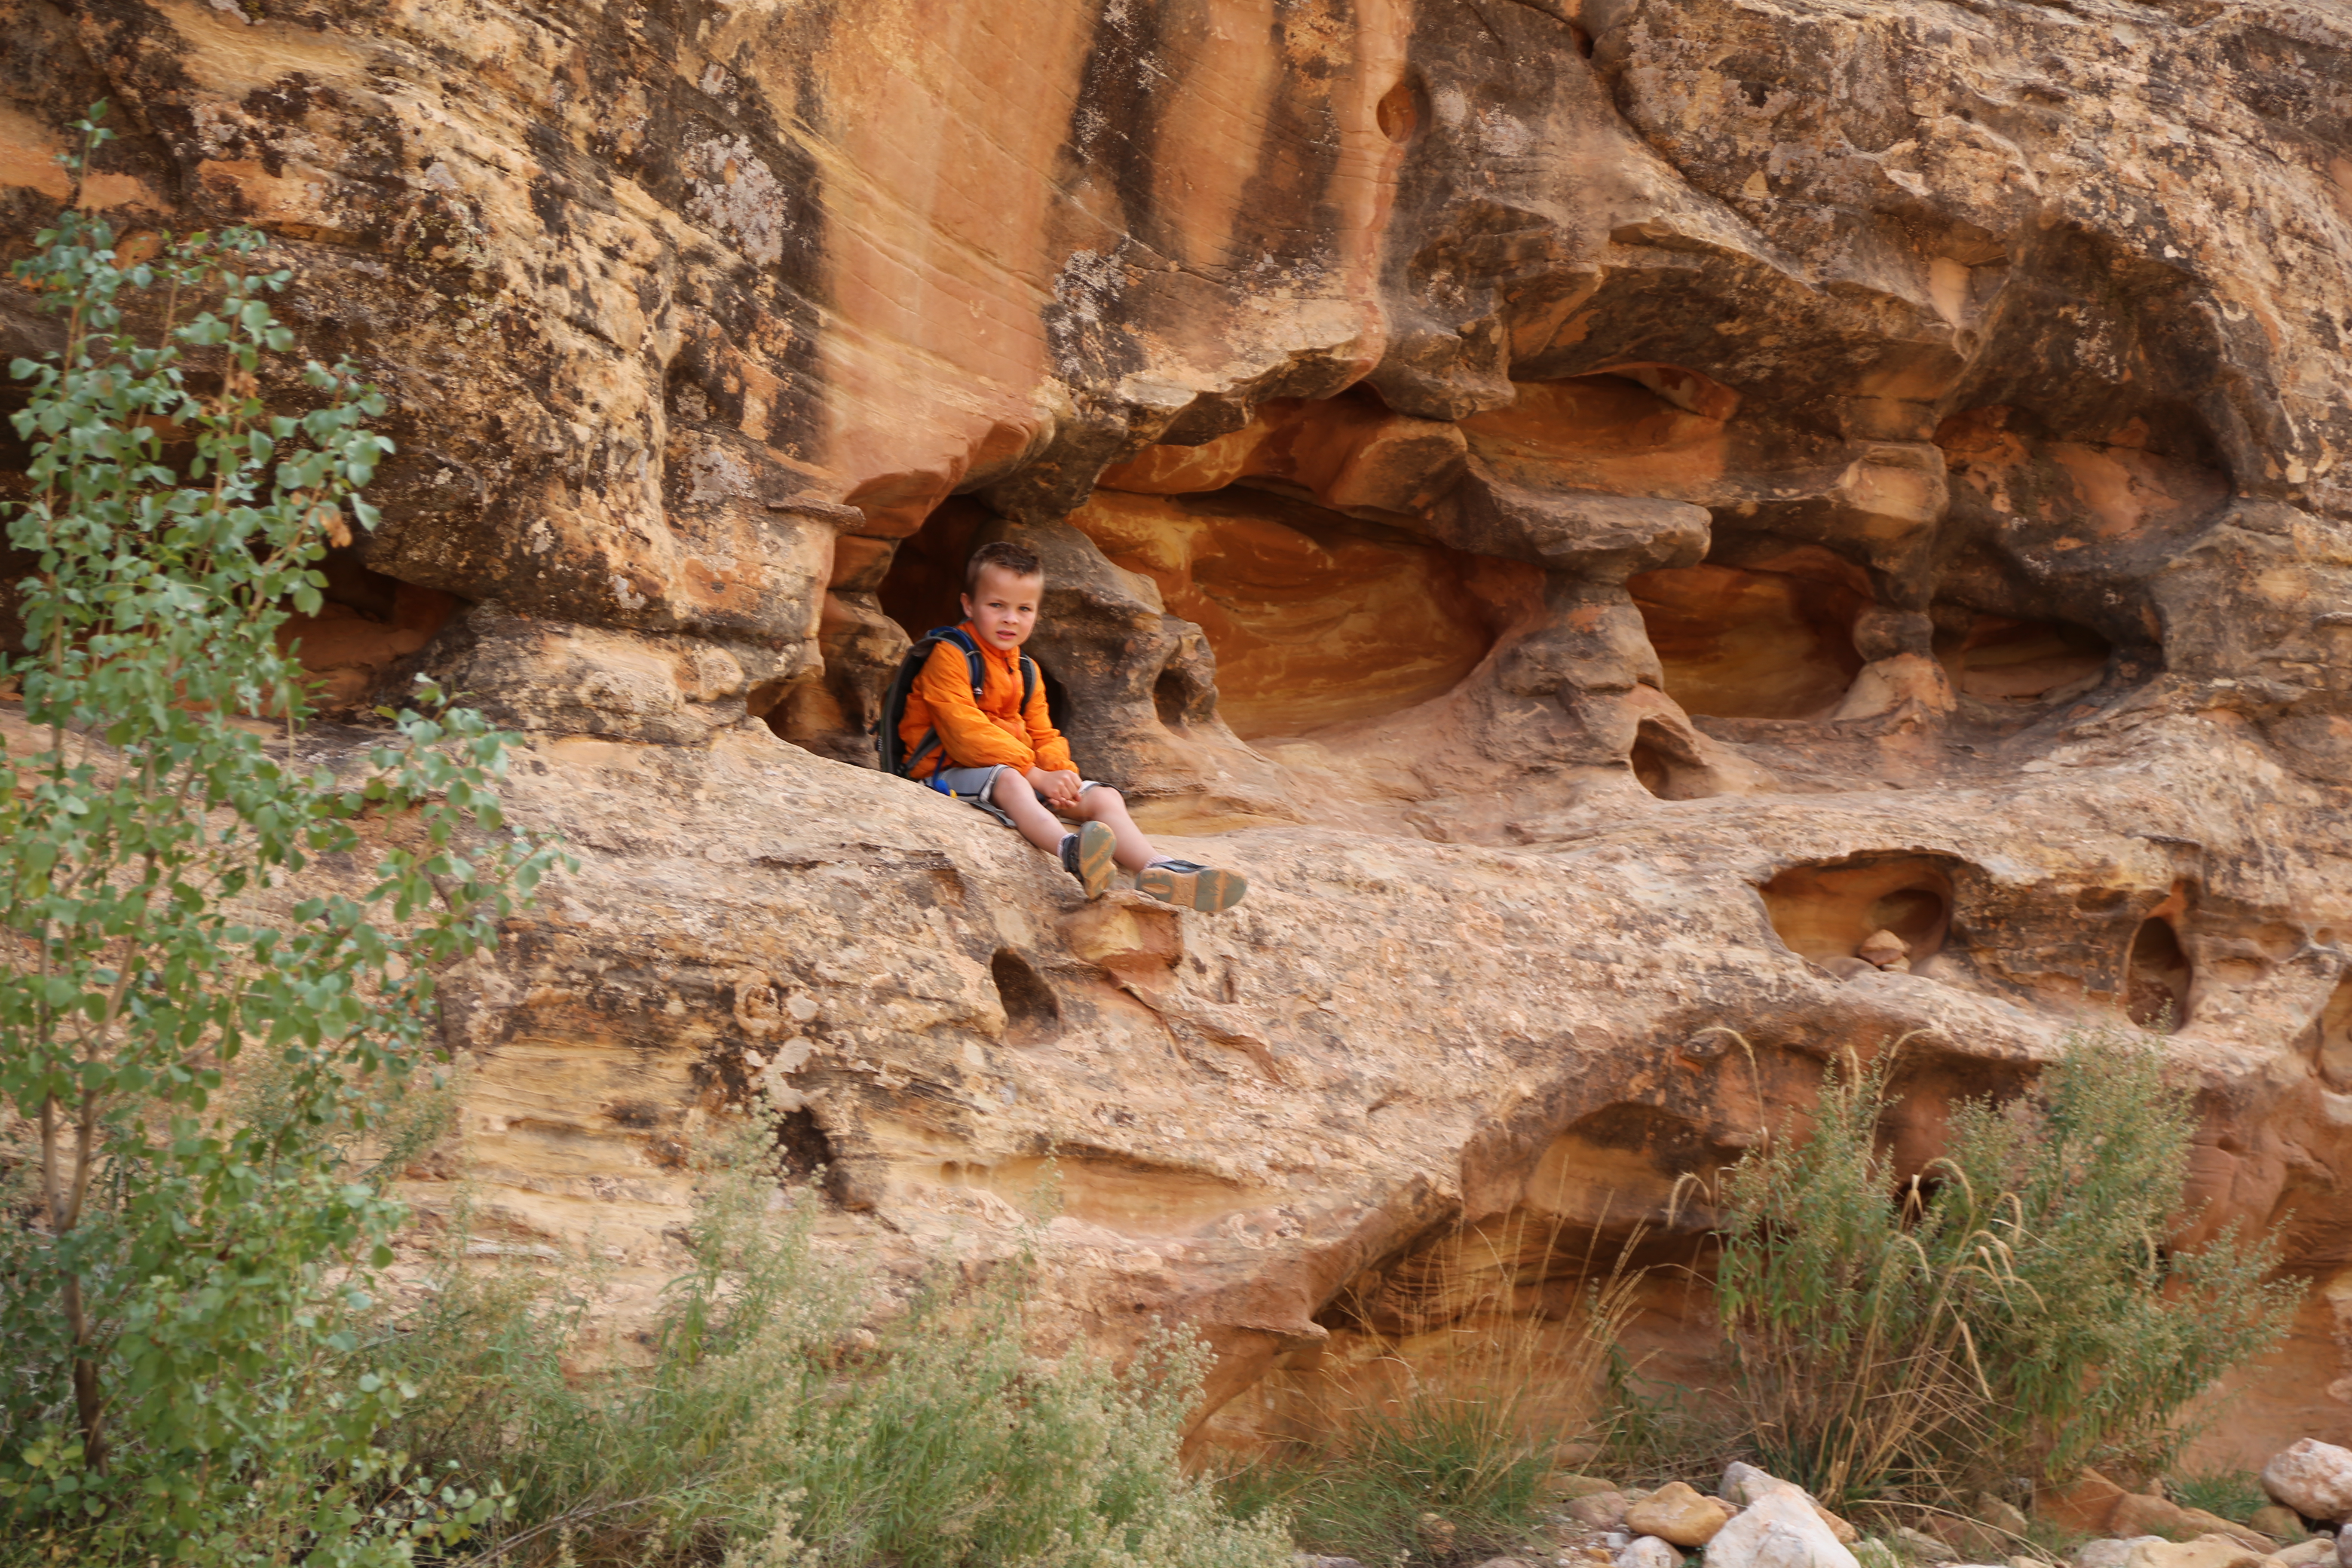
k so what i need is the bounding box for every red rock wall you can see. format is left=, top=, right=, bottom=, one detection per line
left=3, top=0, right=2350, bottom=1459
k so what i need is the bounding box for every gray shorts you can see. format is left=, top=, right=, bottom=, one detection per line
left=927, top=765, right=1101, bottom=828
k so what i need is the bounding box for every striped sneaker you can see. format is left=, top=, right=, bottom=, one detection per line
left=1136, top=858, right=1247, bottom=913
left=1060, top=821, right=1116, bottom=900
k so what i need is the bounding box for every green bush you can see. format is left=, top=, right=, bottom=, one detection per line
left=1714, top=1032, right=2300, bottom=1507
left=380, top=1115, right=1293, bottom=1568
left=2168, top=1470, right=2269, bottom=1526
left=0, top=110, right=557, bottom=1563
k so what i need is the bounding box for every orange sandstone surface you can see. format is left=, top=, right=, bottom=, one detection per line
left=3, top=0, right=2351, bottom=1461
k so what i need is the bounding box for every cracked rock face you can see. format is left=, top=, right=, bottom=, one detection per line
left=3, top=0, right=2350, bottom=1459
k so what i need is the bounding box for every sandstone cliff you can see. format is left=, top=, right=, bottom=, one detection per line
left=3, top=0, right=2349, bottom=1460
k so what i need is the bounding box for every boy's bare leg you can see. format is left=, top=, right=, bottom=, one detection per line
left=988, top=768, right=1078, bottom=854
left=1071, top=786, right=1158, bottom=871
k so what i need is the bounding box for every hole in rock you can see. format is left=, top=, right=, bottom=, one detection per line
left=1629, top=551, right=1869, bottom=720
left=773, top=1106, right=834, bottom=1180
left=990, top=949, right=1063, bottom=1045
left=1934, top=608, right=2112, bottom=704
left=1375, top=76, right=1422, bottom=142
left=276, top=544, right=461, bottom=711
left=1629, top=719, right=1715, bottom=800
left=1074, top=486, right=1515, bottom=740
left=2125, top=917, right=2192, bottom=1032
left=1153, top=666, right=1189, bottom=730
left=1761, top=854, right=1956, bottom=968
left=2314, top=977, right=2352, bottom=1087
left=877, top=498, right=990, bottom=640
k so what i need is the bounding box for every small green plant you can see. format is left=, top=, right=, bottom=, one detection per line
left=2168, top=1470, right=2269, bottom=1526
left=0, top=107, right=560, bottom=1562
left=380, top=1109, right=1292, bottom=1568
left=1712, top=1031, right=2301, bottom=1509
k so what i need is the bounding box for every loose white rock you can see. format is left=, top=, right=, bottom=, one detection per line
left=2266, top=1441, right=2352, bottom=1522
left=1622, top=1536, right=1684, bottom=1568
left=1724, top=1462, right=1801, bottom=1508
left=2076, top=1539, right=2166, bottom=1568
left=1706, top=1489, right=1861, bottom=1568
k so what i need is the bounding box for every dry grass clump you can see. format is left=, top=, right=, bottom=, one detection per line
left=1219, top=1218, right=1647, bottom=1566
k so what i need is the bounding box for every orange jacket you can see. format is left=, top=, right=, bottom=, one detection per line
left=900, top=622, right=1075, bottom=780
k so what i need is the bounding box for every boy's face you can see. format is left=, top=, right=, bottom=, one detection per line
left=962, top=564, right=1042, bottom=651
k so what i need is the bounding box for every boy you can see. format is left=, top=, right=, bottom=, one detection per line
left=899, top=540, right=1248, bottom=911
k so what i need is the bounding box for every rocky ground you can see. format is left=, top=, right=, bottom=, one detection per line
left=1304, top=1441, right=2352, bottom=1568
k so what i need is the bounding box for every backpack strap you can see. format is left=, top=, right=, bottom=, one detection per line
left=1019, top=654, right=1038, bottom=717
left=892, top=626, right=988, bottom=779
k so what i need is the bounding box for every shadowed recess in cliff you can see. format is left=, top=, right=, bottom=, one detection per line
left=990, top=948, right=1063, bottom=1046
left=2126, top=917, right=2194, bottom=1032
left=2310, top=974, right=2352, bottom=1088
left=1064, top=485, right=1513, bottom=739
left=1761, top=853, right=1958, bottom=971
left=1628, top=554, right=1869, bottom=721
left=1629, top=718, right=1721, bottom=800
left=1933, top=605, right=2113, bottom=707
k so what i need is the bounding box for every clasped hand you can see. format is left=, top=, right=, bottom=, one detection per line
left=1025, top=766, right=1083, bottom=812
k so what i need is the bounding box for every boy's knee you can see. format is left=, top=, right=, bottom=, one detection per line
left=993, top=769, right=1035, bottom=802
left=1088, top=785, right=1124, bottom=811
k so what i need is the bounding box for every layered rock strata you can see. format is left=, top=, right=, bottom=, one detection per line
left=3, top=0, right=2350, bottom=1458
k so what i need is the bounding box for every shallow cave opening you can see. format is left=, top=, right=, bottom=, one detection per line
left=2125, top=917, right=2193, bottom=1032
left=1628, top=719, right=1716, bottom=800
left=989, top=948, right=1062, bottom=1046
left=2312, top=975, right=2352, bottom=1087
left=278, top=544, right=463, bottom=714
left=1627, top=549, right=1870, bottom=721
left=1932, top=604, right=2113, bottom=706
left=1084, top=485, right=1524, bottom=741
left=876, top=497, right=991, bottom=642
left=772, top=1105, right=835, bottom=1180
left=1153, top=666, right=1191, bottom=730
left=1760, top=853, right=1958, bottom=969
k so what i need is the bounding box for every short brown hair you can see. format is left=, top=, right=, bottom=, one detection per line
left=965, top=539, right=1042, bottom=593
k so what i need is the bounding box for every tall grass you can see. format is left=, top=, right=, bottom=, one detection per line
left=1713, top=1031, right=2300, bottom=1508
left=1220, top=1217, right=1645, bottom=1566
left=376, top=1112, right=1291, bottom=1568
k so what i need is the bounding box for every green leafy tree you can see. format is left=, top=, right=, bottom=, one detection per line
left=0, top=109, right=561, bottom=1563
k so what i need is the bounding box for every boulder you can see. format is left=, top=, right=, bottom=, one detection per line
left=2249, top=1509, right=2308, bottom=1544
left=1716, top=1463, right=1857, bottom=1543
left=1628, top=1482, right=1738, bottom=1548
left=1568, top=1492, right=1633, bottom=1530
left=1976, top=1497, right=2035, bottom=1541
left=1899, top=1527, right=1963, bottom=1564
left=1552, top=1475, right=1627, bottom=1502
left=2123, top=1536, right=2268, bottom=1568
left=2043, top=1474, right=2132, bottom=1536
left=2272, top=1540, right=2333, bottom=1567
left=1622, top=1538, right=1685, bottom=1568
left=2104, top=1493, right=2272, bottom=1552
left=2266, top=1444, right=2352, bottom=1523
left=1706, top=1490, right=1862, bottom=1568
left=2076, top=1539, right=2168, bottom=1568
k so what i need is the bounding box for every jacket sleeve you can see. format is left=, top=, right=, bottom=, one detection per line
left=1023, top=662, right=1076, bottom=774
left=912, top=643, right=1037, bottom=771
